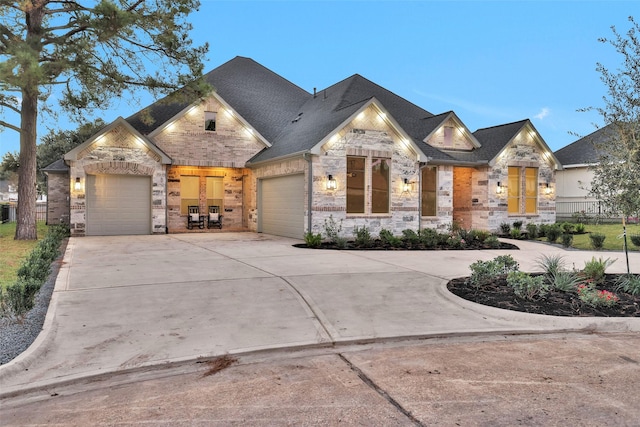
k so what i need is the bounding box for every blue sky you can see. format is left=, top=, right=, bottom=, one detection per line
left=1, top=1, right=637, bottom=157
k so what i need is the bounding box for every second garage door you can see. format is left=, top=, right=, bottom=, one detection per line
left=260, top=174, right=304, bottom=239
left=86, top=174, right=152, bottom=236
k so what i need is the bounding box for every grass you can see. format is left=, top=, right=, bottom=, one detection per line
left=0, top=221, right=49, bottom=289
left=543, top=222, right=640, bottom=252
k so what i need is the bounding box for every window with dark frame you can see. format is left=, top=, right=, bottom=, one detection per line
left=205, top=112, right=217, bottom=132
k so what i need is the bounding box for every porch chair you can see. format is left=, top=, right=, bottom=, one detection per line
left=187, top=205, right=205, bottom=229
left=207, top=205, right=223, bottom=229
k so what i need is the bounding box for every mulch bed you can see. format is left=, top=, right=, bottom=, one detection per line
left=447, top=274, right=640, bottom=317
left=293, top=241, right=519, bottom=250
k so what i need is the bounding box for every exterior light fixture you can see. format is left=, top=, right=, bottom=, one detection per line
left=403, top=178, right=411, bottom=193
left=326, top=174, right=337, bottom=190
left=496, top=181, right=503, bottom=194
left=74, top=177, right=82, bottom=191
left=545, top=182, right=552, bottom=195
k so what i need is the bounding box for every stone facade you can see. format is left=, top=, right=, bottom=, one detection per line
left=487, top=130, right=556, bottom=231
left=309, top=105, right=421, bottom=237
left=66, top=123, right=167, bottom=236
left=45, top=172, right=69, bottom=225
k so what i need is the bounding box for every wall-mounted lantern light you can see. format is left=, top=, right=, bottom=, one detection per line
left=496, top=181, right=504, bottom=194
left=403, top=178, right=411, bottom=193
left=326, top=174, right=337, bottom=190
left=74, top=177, right=82, bottom=191
left=545, top=182, right=552, bottom=195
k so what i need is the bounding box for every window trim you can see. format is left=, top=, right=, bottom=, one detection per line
left=346, top=154, right=391, bottom=216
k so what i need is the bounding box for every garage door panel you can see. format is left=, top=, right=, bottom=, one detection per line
left=261, top=175, right=304, bottom=239
left=87, top=175, right=151, bottom=236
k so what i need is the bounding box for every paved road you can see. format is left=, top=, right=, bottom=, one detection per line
left=0, top=233, right=638, bottom=424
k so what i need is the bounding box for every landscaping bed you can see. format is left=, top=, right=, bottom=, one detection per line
left=448, top=274, right=640, bottom=317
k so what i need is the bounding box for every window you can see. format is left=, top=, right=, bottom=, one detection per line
left=205, top=112, right=217, bottom=131
left=371, top=158, right=390, bottom=213
left=508, top=166, right=538, bottom=214
left=347, top=157, right=365, bottom=213
left=525, top=167, right=538, bottom=214
left=206, top=176, right=224, bottom=211
left=181, top=176, right=199, bottom=214
left=443, top=126, right=453, bottom=147
left=346, top=156, right=390, bottom=214
left=421, top=166, right=437, bottom=216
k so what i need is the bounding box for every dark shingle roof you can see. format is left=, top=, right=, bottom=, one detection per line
left=126, top=57, right=311, bottom=141
left=554, top=125, right=612, bottom=166
left=122, top=57, right=548, bottom=167
left=249, top=73, right=439, bottom=163
left=468, top=120, right=530, bottom=162
left=42, top=159, right=69, bottom=173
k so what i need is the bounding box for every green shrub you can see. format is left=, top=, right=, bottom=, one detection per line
left=615, top=274, right=640, bottom=296
left=323, top=215, right=343, bottom=244
left=509, top=228, right=522, bottom=239
left=574, top=223, right=586, bottom=234
left=525, top=223, right=538, bottom=239
left=535, top=254, right=566, bottom=277
left=446, top=234, right=465, bottom=248
left=589, top=232, right=606, bottom=250
left=561, top=233, right=573, bottom=248
left=304, top=231, right=323, bottom=248
left=3, top=278, right=41, bottom=317
left=630, top=234, right=640, bottom=248
left=571, top=211, right=590, bottom=224
left=546, top=225, right=561, bottom=243
left=507, top=271, right=548, bottom=300
left=561, top=222, right=575, bottom=234
left=512, top=220, right=523, bottom=230
left=379, top=229, right=402, bottom=247
left=467, top=255, right=519, bottom=288
left=484, top=235, right=501, bottom=248
left=471, top=229, right=491, bottom=243
left=582, top=256, right=616, bottom=284
left=401, top=229, right=420, bottom=246
left=550, top=271, right=583, bottom=292
left=419, top=228, right=440, bottom=248
left=499, top=222, right=511, bottom=235
left=538, top=224, right=549, bottom=238
left=353, top=226, right=373, bottom=247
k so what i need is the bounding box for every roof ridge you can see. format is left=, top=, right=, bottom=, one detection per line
left=473, top=119, right=529, bottom=133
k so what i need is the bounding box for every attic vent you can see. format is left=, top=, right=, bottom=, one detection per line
left=352, top=129, right=365, bottom=134
left=291, top=112, right=303, bottom=123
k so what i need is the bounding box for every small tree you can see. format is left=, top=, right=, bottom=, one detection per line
left=0, top=0, right=210, bottom=240
left=588, top=16, right=640, bottom=273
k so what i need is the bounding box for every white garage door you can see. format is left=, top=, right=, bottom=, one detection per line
left=260, top=174, right=305, bottom=239
left=86, top=174, right=151, bottom=236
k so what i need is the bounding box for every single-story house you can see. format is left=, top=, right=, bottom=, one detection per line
left=554, top=125, right=610, bottom=220
left=47, top=56, right=561, bottom=238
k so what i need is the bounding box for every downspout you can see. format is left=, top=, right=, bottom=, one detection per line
left=165, top=166, right=169, bottom=234
left=303, top=152, right=313, bottom=233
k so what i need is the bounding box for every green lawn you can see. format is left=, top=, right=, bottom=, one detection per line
left=549, top=222, right=640, bottom=252
left=0, top=221, right=49, bottom=289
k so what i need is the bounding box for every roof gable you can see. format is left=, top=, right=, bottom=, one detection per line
left=423, top=111, right=480, bottom=151
left=65, top=117, right=171, bottom=164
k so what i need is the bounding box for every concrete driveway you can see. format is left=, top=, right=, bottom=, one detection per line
left=1, top=233, right=639, bottom=396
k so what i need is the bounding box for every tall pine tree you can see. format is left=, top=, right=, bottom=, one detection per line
left=0, top=0, right=209, bottom=239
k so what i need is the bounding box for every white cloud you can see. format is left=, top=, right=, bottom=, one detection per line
left=534, top=107, right=550, bottom=120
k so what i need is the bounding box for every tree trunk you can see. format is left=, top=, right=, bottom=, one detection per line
left=14, top=1, right=45, bottom=241
left=15, top=91, right=39, bottom=240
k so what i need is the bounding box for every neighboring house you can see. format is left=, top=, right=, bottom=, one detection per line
left=50, top=56, right=561, bottom=238
left=554, top=125, right=611, bottom=220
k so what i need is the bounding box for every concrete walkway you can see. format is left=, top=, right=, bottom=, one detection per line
left=1, top=233, right=639, bottom=397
